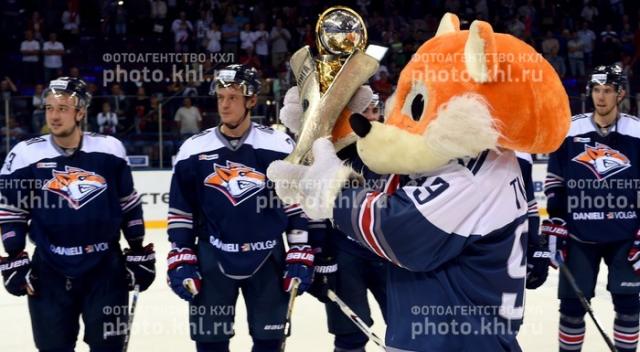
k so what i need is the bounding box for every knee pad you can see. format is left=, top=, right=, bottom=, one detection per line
left=196, top=341, right=230, bottom=352
left=559, top=298, right=587, bottom=318
left=335, top=331, right=368, bottom=351
left=612, top=293, right=640, bottom=317
left=251, top=338, right=281, bottom=352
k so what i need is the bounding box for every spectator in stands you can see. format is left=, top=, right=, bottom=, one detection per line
left=114, top=5, right=127, bottom=37
left=97, top=102, right=118, bottom=135
left=240, top=23, right=255, bottom=53
left=600, top=24, right=621, bottom=64
left=1, top=116, right=26, bottom=143
left=611, top=0, right=625, bottom=17
left=31, top=84, right=45, bottom=134
left=221, top=14, right=240, bottom=54
left=108, top=83, right=129, bottom=129
left=371, top=67, right=393, bottom=102
left=0, top=77, right=17, bottom=102
left=61, top=1, right=80, bottom=43
left=621, top=23, right=634, bottom=54
left=172, top=11, right=193, bottom=52
left=28, top=11, right=45, bottom=41
left=206, top=22, right=222, bottom=54
left=20, top=30, right=41, bottom=85
left=541, top=30, right=559, bottom=59
left=507, top=16, right=525, bottom=39
left=253, top=22, right=270, bottom=69
left=567, top=31, right=585, bottom=78
left=547, top=47, right=566, bottom=78
left=270, top=18, right=291, bottom=68
left=150, top=0, right=167, bottom=20
left=578, top=21, right=597, bottom=69
left=581, top=1, right=599, bottom=23
left=43, top=33, right=65, bottom=83
left=196, top=10, right=211, bottom=50
left=132, top=86, right=151, bottom=134
left=174, top=97, right=201, bottom=139
left=240, top=45, right=261, bottom=70
left=150, top=0, right=168, bottom=36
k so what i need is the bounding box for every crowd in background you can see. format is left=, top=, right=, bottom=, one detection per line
left=1, top=0, right=639, bottom=166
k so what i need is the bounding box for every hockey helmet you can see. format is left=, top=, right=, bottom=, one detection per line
left=586, top=64, right=626, bottom=96
left=43, top=77, right=92, bottom=109
left=210, top=64, right=262, bottom=97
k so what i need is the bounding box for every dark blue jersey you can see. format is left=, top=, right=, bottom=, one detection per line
left=333, top=150, right=527, bottom=351
left=545, top=113, right=640, bottom=243
left=0, top=133, right=144, bottom=277
left=168, top=123, right=306, bottom=279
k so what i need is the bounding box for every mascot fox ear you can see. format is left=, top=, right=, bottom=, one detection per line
left=464, top=20, right=498, bottom=83
left=435, top=13, right=460, bottom=36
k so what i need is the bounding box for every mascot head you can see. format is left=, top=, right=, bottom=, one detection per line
left=348, top=13, right=570, bottom=174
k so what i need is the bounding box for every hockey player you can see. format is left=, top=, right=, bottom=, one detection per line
left=544, top=64, right=640, bottom=352
left=0, top=77, right=155, bottom=351
left=309, top=91, right=389, bottom=352
left=166, top=64, right=313, bottom=352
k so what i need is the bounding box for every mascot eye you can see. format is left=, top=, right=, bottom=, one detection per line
left=411, top=94, right=424, bottom=121
left=401, top=81, right=428, bottom=122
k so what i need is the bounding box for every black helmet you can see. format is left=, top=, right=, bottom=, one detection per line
left=43, top=76, right=92, bottom=109
left=586, top=64, right=626, bottom=96
left=210, top=64, right=261, bottom=96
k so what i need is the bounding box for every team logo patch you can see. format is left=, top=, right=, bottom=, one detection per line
left=42, top=166, right=108, bottom=209
left=572, top=143, right=631, bottom=180
left=203, top=161, right=266, bottom=206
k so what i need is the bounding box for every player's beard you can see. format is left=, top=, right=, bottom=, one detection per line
left=595, top=104, right=616, bottom=118
left=51, top=121, right=79, bottom=139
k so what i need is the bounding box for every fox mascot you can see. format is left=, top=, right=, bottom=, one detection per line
left=268, top=13, right=570, bottom=351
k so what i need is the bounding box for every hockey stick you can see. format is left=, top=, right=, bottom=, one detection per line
left=280, top=278, right=300, bottom=352
left=327, top=289, right=386, bottom=350
left=122, top=284, right=140, bottom=352
left=556, top=255, right=617, bottom=352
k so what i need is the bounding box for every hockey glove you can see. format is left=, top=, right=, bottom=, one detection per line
left=167, top=248, right=202, bottom=302
left=0, top=251, right=35, bottom=296
left=308, top=250, right=338, bottom=303
left=627, top=229, right=640, bottom=276
left=124, top=243, right=156, bottom=292
left=541, top=217, right=569, bottom=269
left=526, top=236, right=551, bottom=289
left=283, top=245, right=314, bottom=294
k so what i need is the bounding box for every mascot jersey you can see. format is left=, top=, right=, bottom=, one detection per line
left=168, top=123, right=306, bottom=279
left=334, top=149, right=527, bottom=352
left=0, top=133, right=144, bottom=278
left=545, top=113, right=640, bottom=243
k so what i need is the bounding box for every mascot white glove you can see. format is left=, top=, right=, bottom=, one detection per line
left=267, top=138, right=354, bottom=220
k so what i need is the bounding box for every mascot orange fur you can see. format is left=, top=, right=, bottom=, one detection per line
left=268, top=12, right=570, bottom=352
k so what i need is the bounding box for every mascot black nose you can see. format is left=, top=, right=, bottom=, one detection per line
left=350, top=113, right=372, bottom=138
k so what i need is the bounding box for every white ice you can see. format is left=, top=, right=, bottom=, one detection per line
left=0, top=229, right=616, bottom=351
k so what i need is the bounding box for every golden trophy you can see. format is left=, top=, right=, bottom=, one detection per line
left=285, top=6, right=387, bottom=164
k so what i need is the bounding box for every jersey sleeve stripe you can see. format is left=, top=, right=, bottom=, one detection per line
left=383, top=174, right=401, bottom=194
left=357, top=191, right=392, bottom=262
left=120, top=191, right=142, bottom=213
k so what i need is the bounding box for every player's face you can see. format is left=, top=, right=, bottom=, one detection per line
left=216, top=85, right=256, bottom=125
left=591, top=84, right=622, bottom=117
left=45, top=94, right=84, bottom=137
left=362, top=103, right=381, bottom=122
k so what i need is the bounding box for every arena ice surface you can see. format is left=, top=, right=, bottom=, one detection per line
left=0, top=229, right=615, bottom=351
